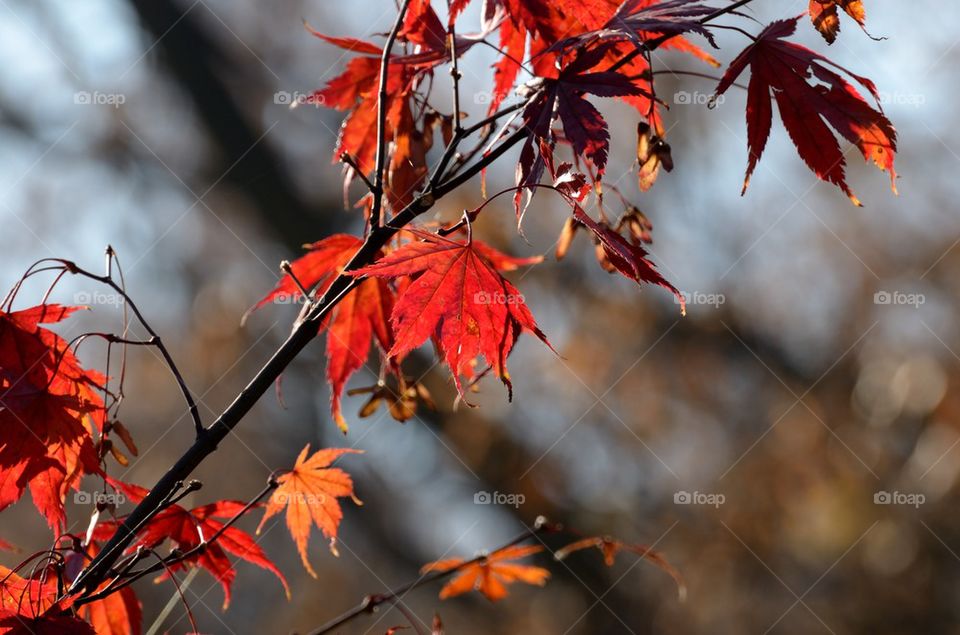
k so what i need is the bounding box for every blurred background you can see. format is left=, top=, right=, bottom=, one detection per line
left=0, top=1, right=958, bottom=633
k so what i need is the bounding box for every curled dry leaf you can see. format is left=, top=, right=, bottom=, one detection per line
left=555, top=535, right=686, bottom=601
left=809, top=0, right=867, bottom=44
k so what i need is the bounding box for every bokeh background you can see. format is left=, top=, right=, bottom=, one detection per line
left=1, top=1, right=958, bottom=633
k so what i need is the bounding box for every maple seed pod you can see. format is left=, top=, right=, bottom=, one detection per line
left=595, top=242, right=616, bottom=274
left=619, top=208, right=653, bottom=245
left=555, top=217, right=579, bottom=261
left=109, top=443, right=130, bottom=467
left=111, top=420, right=139, bottom=457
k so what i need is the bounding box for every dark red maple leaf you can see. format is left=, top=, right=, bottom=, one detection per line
left=515, top=46, right=649, bottom=214
left=93, top=480, right=288, bottom=609
left=715, top=15, right=896, bottom=205
left=351, top=230, right=550, bottom=398
left=572, top=206, right=685, bottom=314
left=250, top=234, right=394, bottom=432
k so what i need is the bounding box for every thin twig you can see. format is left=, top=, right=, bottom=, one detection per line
left=75, top=479, right=276, bottom=605
left=307, top=517, right=559, bottom=635
left=370, top=0, right=413, bottom=229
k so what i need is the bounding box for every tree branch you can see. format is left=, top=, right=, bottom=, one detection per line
left=67, top=120, right=531, bottom=599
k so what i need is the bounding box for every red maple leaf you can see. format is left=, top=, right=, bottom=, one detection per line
left=572, top=206, right=685, bottom=313
left=0, top=562, right=93, bottom=634
left=0, top=304, right=104, bottom=530
left=715, top=15, right=896, bottom=205
left=93, top=480, right=288, bottom=609
left=251, top=235, right=394, bottom=432
left=515, top=45, right=648, bottom=215
left=351, top=231, right=550, bottom=397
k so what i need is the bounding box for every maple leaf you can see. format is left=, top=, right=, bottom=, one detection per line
left=256, top=445, right=363, bottom=578
left=572, top=206, right=685, bottom=314
left=488, top=14, right=526, bottom=115
left=93, top=481, right=288, bottom=609
left=715, top=15, right=896, bottom=205
left=519, top=46, right=647, bottom=183
left=0, top=563, right=94, bottom=634
left=553, top=0, right=718, bottom=52
left=0, top=612, right=95, bottom=635
left=420, top=544, right=550, bottom=602
left=351, top=231, right=550, bottom=397
left=555, top=535, right=686, bottom=600
left=0, top=304, right=104, bottom=530
left=809, top=0, right=866, bottom=44
left=250, top=235, right=395, bottom=432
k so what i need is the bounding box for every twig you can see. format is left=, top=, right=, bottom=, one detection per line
left=340, top=153, right=377, bottom=191
left=447, top=24, right=463, bottom=135
left=370, top=0, right=413, bottom=228
left=307, top=517, right=559, bottom=635
left=75, top=478, right=276, bottom=605
left=53, top=262, right=205, bottom=436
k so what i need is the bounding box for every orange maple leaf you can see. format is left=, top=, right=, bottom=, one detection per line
left=420, top=544, right=550, bottom=602
left=257, top=445, right=362, bottom=577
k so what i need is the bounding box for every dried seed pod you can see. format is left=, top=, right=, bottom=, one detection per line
left=555, top=216, right=579, bottom=260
